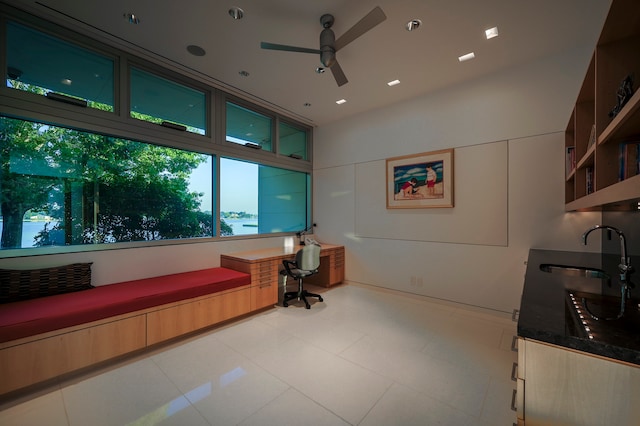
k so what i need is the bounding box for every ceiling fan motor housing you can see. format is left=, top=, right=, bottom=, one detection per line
left=320, top=28, right=336, bottom=67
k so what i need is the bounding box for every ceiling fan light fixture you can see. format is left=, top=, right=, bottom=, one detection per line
left=228, top=7, right=244, bottom=20
left=406, top=19, right=421, bottom=31
left=260, top=6, right=386, bottom=87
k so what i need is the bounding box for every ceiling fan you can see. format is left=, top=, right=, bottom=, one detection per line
left=260, top=6, right=387, bottom=87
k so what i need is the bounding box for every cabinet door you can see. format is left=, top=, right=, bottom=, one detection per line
left=523, top=339, right=640, bottom=425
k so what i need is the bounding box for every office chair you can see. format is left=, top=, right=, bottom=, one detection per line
left=280, top=242, right=324, bottom=309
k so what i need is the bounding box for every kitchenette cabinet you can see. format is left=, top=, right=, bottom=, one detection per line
left=517, top=249, right=640, bottom=425
left=516, top=338, right=640, bottom=425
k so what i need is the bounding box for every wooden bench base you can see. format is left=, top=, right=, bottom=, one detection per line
left=0, top=285, right=251, bottom=397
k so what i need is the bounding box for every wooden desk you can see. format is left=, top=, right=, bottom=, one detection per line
left=220, top=244, right=345, bottom=310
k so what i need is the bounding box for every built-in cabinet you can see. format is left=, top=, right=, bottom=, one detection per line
left=565, top=0, right=640, bottom=211
left=0, top=286, right=251, bottom=396
left=516, top=338, right=640, bottom=425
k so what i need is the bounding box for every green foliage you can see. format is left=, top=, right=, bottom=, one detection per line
left=0, top=115, right=215, bottom=248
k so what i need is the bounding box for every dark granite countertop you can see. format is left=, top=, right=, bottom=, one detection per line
left=518, top=249, right=640, bottom=365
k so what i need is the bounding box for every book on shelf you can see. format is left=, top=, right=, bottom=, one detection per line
left=587, top=124, right=596, bottom=150
left=565, top=146, right=575, bottom=177
left=618, top=141, right=640, bottom=181
left=586, top=166, right=594, bottom=194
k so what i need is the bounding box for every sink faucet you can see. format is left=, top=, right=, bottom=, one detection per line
left=582, top=225, right=634, bottom=282
left=582, top=225, right=634, bottom=321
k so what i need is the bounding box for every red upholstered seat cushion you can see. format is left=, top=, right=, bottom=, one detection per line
left=0, top=267, right=250, bottom=343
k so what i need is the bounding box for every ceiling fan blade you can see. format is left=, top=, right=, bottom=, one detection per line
left=334, top=6, right=387, bottom=51
left=330, top=60, right=348, bottom=87
left=260, top=42, right=321, bottom=55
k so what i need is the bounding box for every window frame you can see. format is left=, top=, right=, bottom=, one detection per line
left=0, top=5, right=313, bottom=258
left=127, top=61, right=210, bottom=137
left=2, top=13, right=121, bottom=117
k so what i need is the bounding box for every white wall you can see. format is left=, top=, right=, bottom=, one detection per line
left=312, top=46, right=602, bottom=313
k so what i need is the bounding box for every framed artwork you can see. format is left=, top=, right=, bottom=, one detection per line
left=386, top=148, right=454, bottom=209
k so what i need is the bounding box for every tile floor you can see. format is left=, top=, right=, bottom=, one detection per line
left=0, top=283, right=518, bottom=425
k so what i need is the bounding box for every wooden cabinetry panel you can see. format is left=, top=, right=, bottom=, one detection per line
left=251, top=260, right=278, bottom=310
left=147, top=287, right=250, bottom=345
left=0, top=315, right=146, bottom=395
left=520, top=339, right=640, bottom=425
left=220, top=255, right=280, bottom=310
left=330, top=247, right=345, bottom=285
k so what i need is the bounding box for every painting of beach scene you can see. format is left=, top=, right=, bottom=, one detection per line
left=386, top=148, right=454, bottom=208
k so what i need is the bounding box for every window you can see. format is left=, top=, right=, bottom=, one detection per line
left=226, top=102, right=272, bottom=151
left=0, top=116, right=213, bottom=250
left=220, top=158, right=310, bottom=236
left=130, top=67, right=206, bottom=134
left=279, top=121, right=308, bottom=160
left=6, top=21, right=114, bottom=111
left=1, top=8, right=312, bottom=255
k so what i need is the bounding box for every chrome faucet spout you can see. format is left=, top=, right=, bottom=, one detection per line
left=582, top=225, right=633, bottom=280
left=581, top=225, right=634, bottom=321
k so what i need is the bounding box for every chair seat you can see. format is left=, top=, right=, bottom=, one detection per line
left=281, top=244, right=323, bottom=309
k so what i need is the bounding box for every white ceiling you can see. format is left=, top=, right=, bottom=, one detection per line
left=9, top=0, right=612, bottom=126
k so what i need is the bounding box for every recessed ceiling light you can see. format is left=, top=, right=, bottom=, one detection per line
left=336, top=99, right=347, bottom=105
left=485, top=27, right=499, bottom=39
left=228, top=7, right=244, bottom=20
left=304, top=103, right=311, bottom=107
left=458, top=52, right=475, bottom=62
left=187, top=45, right=206, bottom=56
left=387, top=79, right=401, bottom=86
left=316, top=67, right=325, bottom=74
left=124, top=13, right=140, bottom=24
left=406, top=19, right=421, bottom=31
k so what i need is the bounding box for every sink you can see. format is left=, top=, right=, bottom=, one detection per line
left=540, top=263, right=610, bottom=280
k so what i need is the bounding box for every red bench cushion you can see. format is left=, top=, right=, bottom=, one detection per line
left=0, top=267, right=250, bottom=343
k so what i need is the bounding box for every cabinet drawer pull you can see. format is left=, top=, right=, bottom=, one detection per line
left=511, top=335, right=518, bottom=352
left=511, top=389, right=517, bottom=411
left=259, top=281, right=272, bottom=289
left=511, top=362, right=518, bottom=381
left=512, top=308, right=519, bottom=322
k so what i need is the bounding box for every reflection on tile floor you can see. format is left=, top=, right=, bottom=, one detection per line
left=0, top=283, right=518, bottom=425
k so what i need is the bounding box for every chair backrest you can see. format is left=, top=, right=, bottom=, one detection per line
left=296, top=243, right=321, bottom=272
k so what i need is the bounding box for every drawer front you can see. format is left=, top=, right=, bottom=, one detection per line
left=329, top=248, right=345, bottom=285
left=0, top=315, right=146, bottom=395
left=251, top=260, right=278, bottom=310
left=147, top=288, right=251, bottom=345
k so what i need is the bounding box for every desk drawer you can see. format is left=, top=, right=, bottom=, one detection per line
left=251, top=260, right=278, bottom=309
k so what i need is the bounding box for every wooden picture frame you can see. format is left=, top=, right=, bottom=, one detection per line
left=386, top=148, right=454, bottom=209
